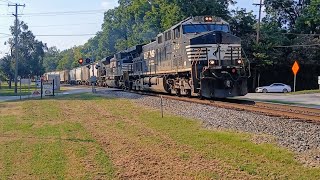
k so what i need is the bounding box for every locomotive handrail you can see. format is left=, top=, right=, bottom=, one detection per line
left=192, top=48, right=202, bottom=80
left=241, top=48, right=251, bottom=78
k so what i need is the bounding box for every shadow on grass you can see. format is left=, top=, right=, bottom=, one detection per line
left=65, top=138, right=95, bottom=143
left=55, top=93, right=110, bottom=101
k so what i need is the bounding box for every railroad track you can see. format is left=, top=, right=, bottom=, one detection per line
left=122, top=90, right=320, bottom=123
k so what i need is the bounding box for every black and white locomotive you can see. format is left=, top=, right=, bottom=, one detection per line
left=45, top=16, right=249, bottom=98
left=103, top=16, right=249, bottom=98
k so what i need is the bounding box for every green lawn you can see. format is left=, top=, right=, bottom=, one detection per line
left=0, top=82, right=36, bottom=96
left=290, top=89, right=320, bottom=95
left=0, top=82, right=66, bottom=96
left=0, top=93, right=319, bottom=179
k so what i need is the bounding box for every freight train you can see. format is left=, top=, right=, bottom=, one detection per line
left=44, top=16, right=250, bottom=98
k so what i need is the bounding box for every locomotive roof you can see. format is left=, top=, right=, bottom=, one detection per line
left=101, top=55, right=113, bottom=65
left=125, top=44, right=144, bottom=53
left=170, top=16, right=229, bottom=30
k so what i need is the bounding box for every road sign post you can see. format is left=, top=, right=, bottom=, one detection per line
left=90, top=76, right=97, bottom=93
left=292, top=61, right=300, bottom=92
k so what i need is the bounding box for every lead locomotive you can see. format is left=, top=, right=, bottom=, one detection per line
left=104, top=16, right=249, bottom=98
left=45, top=16, right=249, bottom=99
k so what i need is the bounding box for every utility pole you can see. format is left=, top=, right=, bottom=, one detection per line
left=252, top=0, right=264, bottom=90
left=8, top=3, right=25, bottom=94
left=253, top=0, right=264, bottom=44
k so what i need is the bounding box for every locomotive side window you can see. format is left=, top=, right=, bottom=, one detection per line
left=156, top=49, right=160, bottom=65
left=174, top=26, right=180, bottom=39
left=158, top=35, right=163, bottom=44
left=165, top=31, right=171, bottom=41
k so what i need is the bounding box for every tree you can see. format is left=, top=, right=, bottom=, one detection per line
left=295, top=0, right=320, bottom=34
left=5, top=21, right=46, bottom=77
left=0, top=55, right=14, bottom=88
left=43, top=46, right=60, bottom=72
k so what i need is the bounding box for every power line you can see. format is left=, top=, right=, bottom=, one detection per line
left=24, top=22, right=99, bottom=28
left=0, top=35, right=11, bottom=39
left=35, top=34, right=97, bottom=37
left=0, top=0, right=12, bottom=3
left=281, top=33, right=320, bottom=36
left=20, top=9, right=106, bottom=17
left=274, top=44, right=320, bottom=48
left=22, top=9, right=106, bottom=15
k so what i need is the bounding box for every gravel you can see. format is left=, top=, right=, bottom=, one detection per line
left=99, top=89, right=320, bottom=166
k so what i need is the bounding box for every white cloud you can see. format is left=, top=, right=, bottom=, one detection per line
left=101, top=0, right=118, bottom=10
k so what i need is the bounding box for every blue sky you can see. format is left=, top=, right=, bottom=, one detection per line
left=0, top=0, right=261, bottom=58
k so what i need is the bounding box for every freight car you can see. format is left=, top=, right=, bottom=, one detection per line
left=59, top=70, right=70, bottom=84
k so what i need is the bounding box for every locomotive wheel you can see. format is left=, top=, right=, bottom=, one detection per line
left=186, top=89, right=192, bottom=97
left=175, top=89, right=181, bottom=97
left=198, top=91, right=204, bottom=100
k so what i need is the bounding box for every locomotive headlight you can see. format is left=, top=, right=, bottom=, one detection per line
left=209, top=60, right=215, bottom=65
left=237, top=60, right=242, bottom=64
left=224, top=80, right=232, bottom=88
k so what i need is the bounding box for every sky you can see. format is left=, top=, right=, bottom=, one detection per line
left=0, top=0, right=262, bottom=58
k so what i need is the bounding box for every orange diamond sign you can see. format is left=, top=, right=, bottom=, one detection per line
left=292, top=61, right=300, bottom=75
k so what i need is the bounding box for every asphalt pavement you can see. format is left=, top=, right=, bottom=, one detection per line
left=2, top=86, right=319, bottom=109
left=240, top=93, right=320, bottom=108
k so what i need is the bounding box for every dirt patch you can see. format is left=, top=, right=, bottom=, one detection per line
left=251, top=134, right=276, bottom=145
left=0, top=102, right=24, bottom=116
left=296, top=149, right=320, bottom=168
left=66, top=100, right=255, bottom=179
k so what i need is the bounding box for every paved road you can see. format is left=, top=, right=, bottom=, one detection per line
left=239, top=93, right=320, bottom=108
left=2, top=86, right=319, bottom=109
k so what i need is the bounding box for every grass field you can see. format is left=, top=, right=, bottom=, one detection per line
left=290, top=89, right=320, bottom=95
left=0, top=82, right=66, bottom=96
left=0, top=94, right=319, bottom=179
left=0, top=82, right=37, bottom=96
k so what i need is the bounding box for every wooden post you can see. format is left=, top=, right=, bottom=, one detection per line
left=40, top=79, right=43, bottom=99
left=53, top=79, right=55, bottom=96
left=19, top=79, right=21, bottom=100
left=160, top=95, right=164, bottom=118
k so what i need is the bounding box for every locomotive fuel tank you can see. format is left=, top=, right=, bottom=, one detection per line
left=137, top=77, right=168, bottom=93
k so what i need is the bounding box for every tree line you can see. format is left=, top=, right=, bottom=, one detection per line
left=1, top=0, right=319, bottom=90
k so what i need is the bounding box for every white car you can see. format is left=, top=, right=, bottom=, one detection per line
left=255, top=83, right=292, bottom=93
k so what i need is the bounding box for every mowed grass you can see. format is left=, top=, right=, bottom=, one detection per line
left=290, top=89, right=320, bottom=95
left=0, top=97, right=114, bottom=179
left=0, top=82, right=36, bottom=96
left=0, top=93, right=319, bottom=179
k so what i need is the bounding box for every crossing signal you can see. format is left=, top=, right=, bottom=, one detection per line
left=78, top=58, right=83, bottom=65
left=85, top=58, right=91, bottom=64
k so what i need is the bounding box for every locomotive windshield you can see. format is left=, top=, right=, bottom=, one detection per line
left=183, top=24, right=229, bottom=34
